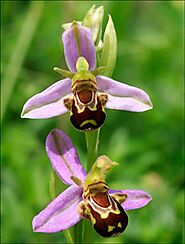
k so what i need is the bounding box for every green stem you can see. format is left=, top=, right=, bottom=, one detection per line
left=82, top=129, right=100, bottom=243
left=85, top=129, right=100, bottom=171
left=63, top=228, right=74, bottom=244
left=74, top=220, right=83, bottom=243
left=1, top=1, right=44, bottom=121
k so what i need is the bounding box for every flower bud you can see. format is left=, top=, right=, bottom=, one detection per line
left=82, top=5, right=104, bottom=45
left=99, top=15, right=117, bottom=77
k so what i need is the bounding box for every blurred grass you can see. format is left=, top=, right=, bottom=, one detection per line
left=1, top=1, right=184, bottom=243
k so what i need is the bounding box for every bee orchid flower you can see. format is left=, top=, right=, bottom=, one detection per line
left=32, top=129, right=152, bottom=237
left=21, top=23, right=153, bottom=131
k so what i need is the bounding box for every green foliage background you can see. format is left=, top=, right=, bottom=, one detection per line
left=1, top=1, right=184, bottom=243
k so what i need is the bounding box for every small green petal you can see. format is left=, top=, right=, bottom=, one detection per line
left=91, top=66, right=106, bottom=76
left=53, top=67, right=74, bottom=79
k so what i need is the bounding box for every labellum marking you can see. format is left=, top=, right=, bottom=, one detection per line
left=108, top=225, right=115, bottom=232
left=117, top=222, right=122, bottom=228
left=64, top=76, right=107, bottom=131
left=78, top=181, right=128, bottom=237
left=80, top=119, right=97, bottom=128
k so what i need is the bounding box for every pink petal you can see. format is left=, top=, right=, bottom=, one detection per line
left=21, top=79, right=72, bottom=119
left=109, top=189, right=152, bottom=211
left=33, top=185, right=82, bottom=233
left=62, top=23, right=96, bottom=72
left=46, top=129, right=87, bottom=185
left=96, top=75, right=153, bottom=112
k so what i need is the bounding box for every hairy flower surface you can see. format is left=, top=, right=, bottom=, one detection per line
left=21, top=23, right=152, bottom=131
left=32, top=129, right=152, bottom=237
